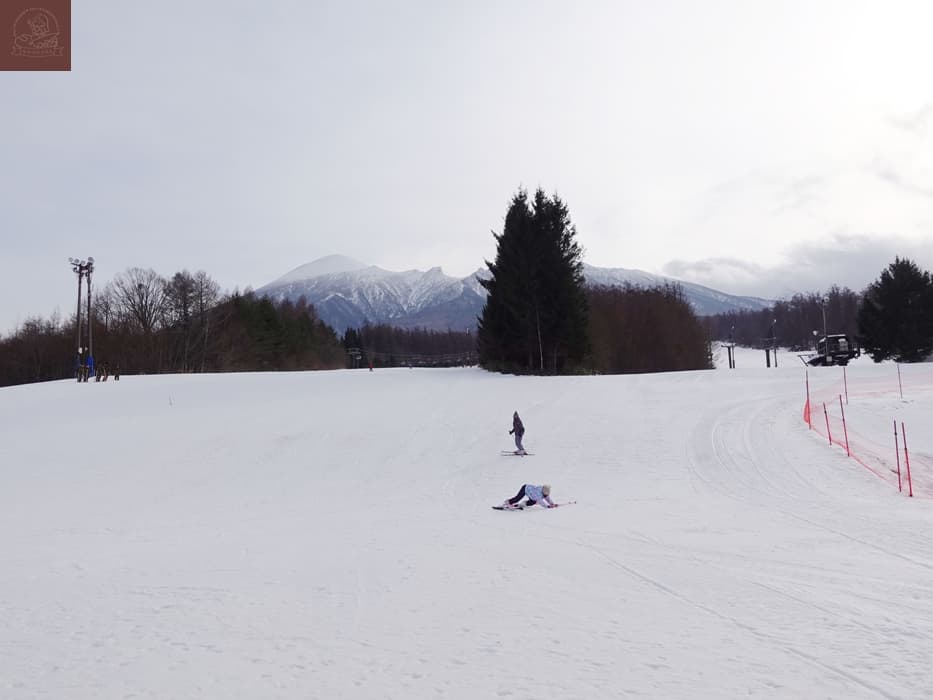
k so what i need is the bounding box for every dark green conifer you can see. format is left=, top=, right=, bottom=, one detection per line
left=857, top=257, right=933, bottom=362
left=478, top=188, right=588, bottom=373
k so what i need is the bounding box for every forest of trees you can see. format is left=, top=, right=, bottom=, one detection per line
left=706, top=286, right=861, bottom=351
left=209, top=293, right=345, bottom=371
left=587, top=284, right=713, bottom=373
left=342, top=325, right=476, bottom=367
left=0, top=264, right=485, bottom=386
left=5, top=236, right=930, bottom=389
left=0, top=269, right=348, bottom=387
left=706, top=257, right=933, bottom=364
left=478, top=188, right=712, bottom=375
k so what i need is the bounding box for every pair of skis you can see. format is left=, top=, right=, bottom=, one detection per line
left=494, top=448, right=576, bottom=509
left=492, top=501, right=576, bottom=511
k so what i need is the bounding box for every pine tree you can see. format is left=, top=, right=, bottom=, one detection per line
left=857, top=257, right=933, bottom=362
left=478, top=188, right=588, bottom=373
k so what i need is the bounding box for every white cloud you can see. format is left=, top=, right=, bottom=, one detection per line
left=664, top=234, right=933, bottom=299
left=4, top=1, right=933, bottom=332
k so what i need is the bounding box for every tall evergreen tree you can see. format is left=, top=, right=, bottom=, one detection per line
left=478, top=188, right=588, bottom=372
left=857, top=257, right=933, bottom=362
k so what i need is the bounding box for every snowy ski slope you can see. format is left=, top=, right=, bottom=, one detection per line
left=2, top=349, right=933, bottom=699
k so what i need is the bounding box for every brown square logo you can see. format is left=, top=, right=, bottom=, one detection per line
left=0, top=0, right=70, bottom=71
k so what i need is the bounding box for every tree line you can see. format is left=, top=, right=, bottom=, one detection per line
left=706, top=257, right=933, bottom=363
left=706, top=286, right=861, bottom=351
left=478, top=188, right=713, bottom=374
left=0, top=267, right=483, bottom=387
left=587, top=284, right=712, bottom=373
left=10, top=193, right=927, bottom=386
left=0, top=269, right=349, bottom=387
left=343, top=325, right=476, bottom=367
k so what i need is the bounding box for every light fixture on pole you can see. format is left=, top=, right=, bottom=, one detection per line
left=68, top=257, right=95, bottom=381
left=86, top=256, right=95, bottom=375
left=69, top=257, right=85, bottom=380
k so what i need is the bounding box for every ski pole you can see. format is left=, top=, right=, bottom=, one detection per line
left=894, top=420, right=902, bottom=493
left=823, top=403, right=832, bottom=445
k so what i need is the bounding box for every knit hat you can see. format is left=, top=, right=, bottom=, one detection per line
left=542, top=484, right=551, bottom=496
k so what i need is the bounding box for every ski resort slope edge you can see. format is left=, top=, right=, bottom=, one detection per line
left=2, top=357, right=933, bottom=699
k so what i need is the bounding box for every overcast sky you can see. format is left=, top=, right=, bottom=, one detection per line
left=3, top=0, right=933, bottom=333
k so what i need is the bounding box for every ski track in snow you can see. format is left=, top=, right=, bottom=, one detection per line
left=2, top=352, right=933, bottom=699
left=676, top=377, right=924, bottom=698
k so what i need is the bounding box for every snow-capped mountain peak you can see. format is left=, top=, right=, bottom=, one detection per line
left=257, top=256, right=484, bottom=333
left=257, top=255, right=772, bottom=333
left=270, top=255, right=368, bottom=285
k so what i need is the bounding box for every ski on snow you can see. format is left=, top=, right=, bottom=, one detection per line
left=500, top=451, right=533, bottom=456
left=492, top=501, right=576, bottom=511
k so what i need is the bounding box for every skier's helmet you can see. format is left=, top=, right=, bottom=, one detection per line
left=542, top=484, right=551, bottom=496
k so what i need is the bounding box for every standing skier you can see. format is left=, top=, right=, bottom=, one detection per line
left=509, top=410, right=526, bottom=455
left=501, top=484, right=556, bottom=509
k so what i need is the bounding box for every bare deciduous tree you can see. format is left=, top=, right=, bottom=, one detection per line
left=110, top=267, right=167, bottom=334
left=193, top=270, right=220, bottom=371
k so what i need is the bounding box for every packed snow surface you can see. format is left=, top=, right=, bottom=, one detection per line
left=3, top=347, right=933, bottom=699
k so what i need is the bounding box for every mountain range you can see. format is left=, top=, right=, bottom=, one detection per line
left=256, top=255, right=772, bottom=333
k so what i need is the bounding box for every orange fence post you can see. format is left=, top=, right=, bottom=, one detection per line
left=902, top=422, right=913, bottom=498
left=839, top=395, right=849, bottom=456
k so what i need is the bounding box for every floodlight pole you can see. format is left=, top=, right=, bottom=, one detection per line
left=69, top=257, right=95, bottom=381
left=86, top=257, right=94, bottom=370
left=71, top=258, right=84, bottom=380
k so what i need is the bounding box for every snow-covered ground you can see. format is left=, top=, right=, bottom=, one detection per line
left=3, top=352, right=933, bottom=699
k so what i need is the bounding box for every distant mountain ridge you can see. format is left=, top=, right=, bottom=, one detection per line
left=581, top=265, right=773, bottom=316
left=257, top=255, right=772, bottom=333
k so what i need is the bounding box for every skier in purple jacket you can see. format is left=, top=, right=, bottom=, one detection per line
left=501, top=484, right=556, bottom=509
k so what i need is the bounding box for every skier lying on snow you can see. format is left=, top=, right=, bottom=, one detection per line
left=501, top=483, right=557, bottom=509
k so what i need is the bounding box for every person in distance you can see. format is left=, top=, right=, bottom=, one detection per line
left=509, top=410, right=526, bottom=455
